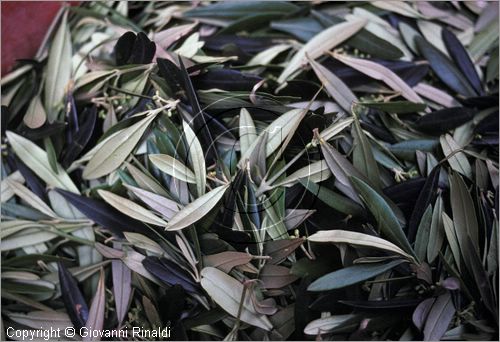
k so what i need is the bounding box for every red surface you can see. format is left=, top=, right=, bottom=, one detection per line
left=1, top=2, right=65, bottom=75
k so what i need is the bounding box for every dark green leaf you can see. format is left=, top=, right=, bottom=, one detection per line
left=308, top=259, right=405, bottom=291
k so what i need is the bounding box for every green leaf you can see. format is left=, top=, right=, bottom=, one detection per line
left=308, top=230, right=415, bottom=261
left=83, top=112, right=158, bottom=179
left=98, top=190, right=168, bottom=226
left=126, top=163, right=169, bottom=197
left=318, top=138, right=363, bottom=202
left=308, top=259, right=405, bottom=291
left=200, top=267, right=273, bottom=330
left=423, top=292, right=456, bottom=341
left=5, top=180, right=57, bottom=218
left=278, top=18, right=366, bottom=83
left=304, top=314, right=360, bottom=335
left=149, top=154, right=196, bottom=184
left=333, top=52, right=424, bottom=103
left=239, top=108, right=257, bottom=156
left=318, top=117, right=354, bottom=142
left=440, top=134, right=472, bottom=179
left=352, top=116, right=381, bottom=189
left=415, top=36, right=477, bottom=97
left=414, top=205, right=432, bottom=262
left=123, top=232, right=164, bottom=255
left=349, top=176, right=416, bottom=258
left=165, top=184, right=229, bottom=231
left=299, top=179, right=364, bottom=217
left=241, top=108, right=307, bottom=163
left=449, top=172, right=479, bottom=254
left=469, top=20, right=499, bottom=62
left=85, top=269, right=105, bottom=335
left=43, top=137, right=58, bottom=174
left=183, top=121, right=206, bottom=197
left=275, top=160, right=331, bottom=188
left=45, top=10, right=72, bottom=122
left=427, top=195, right=444, bottom=263
left=6, top=131, right=79, bottom=193
left=442, top=212, right=462, bottom=271
left=308, top=58, right=357, bottom=113
left=124, top=184, right=179, bottom=220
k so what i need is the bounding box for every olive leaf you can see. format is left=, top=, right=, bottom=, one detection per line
left=165, top=184, right=229, bottom=231
left=332, top=52, right=424, bottom=104
left=308, top=57, right=357, bottom=113
left=183, top=121, right=206, bottom=197
left=203, top=251, right=253, bottom=273
left=6, top=131, right=79, bottom=193
left=45, top=10, right=72, bottom=121
left=124, top=184, right=179, bottom=220
left=350, top=176, right=416, bottom=258
left=6, top=180, right=57, bottom=218
left=414, top=205, right=432, bottom=262
left=427, top=195, right=444, bottom=263
left=449, top=172, right=479, bottom=253
left=97, top=190, right=168, bottom=226
left=308, top=230, right=415, bottom=261
left=352, top=116, right=381, bottom=189
left=200, top=267, right=273, bottom=331
left=415, top=36, right=477, bottom=97
left=149, top=154, right=197, bottom=183
left=23, top=95, right=47, bottom=129
left=112, top=260, right=131, bottom=326
left=277, top=18, right=366, bottom=83
left=304, top=314, right=360, bottom=336
left=422, top=292, right=456, bottom=341
left=83, top=112, right=158, bottom=179
left=440, top=134, right=472, bottom=179
left=308, top=259, right=405, bottom=291
left=84, top=268, right=105, bottom=341
left=239, top=108, right=257, bottom=156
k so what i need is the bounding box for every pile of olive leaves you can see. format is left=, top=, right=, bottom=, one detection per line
left=1, top=1, right=498, bottom=341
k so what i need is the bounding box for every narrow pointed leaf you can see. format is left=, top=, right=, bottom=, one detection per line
left=6, top=131, right=79, bottom=193
left=352, top=117, right=381, bottom=189
left=83, top=113, right=157, bottom=179
left=309, top=58, right=357, bottom=113
left=239, top=108, right=257, bottom=156
left=333, top=52, right=424, bottom=103
left=183, top=121, right=206, bottom=196
left=98, top=189, right=168, bottom=226
left=350, top=176, right=415, bottom=257
left=112, top=260, right=131, bottom=325
left=423, top=292, right=456, bottom=341
left=440, top=134, right=472, bottom=178
left=57, top=262, right=89, bottom=330
left=84, top=269, right=105, bottom=341
left=442, top=28, right=483, bottom=95
left=149, top=154, right=196, bottom=183
left=308, top=230, right=415, bottom=261
left=165, top=184, right=229, bottom=231
left=415, top=36, right=477, bottom=97
left=45, top=11, right=72, bottom=121
left=55, top=189, right=150, bottom=236
left=278, top=19, right=366, bottom=83
left=449, top=172, right=479, bottom=253
left=308, top=259, right=405, bottom=291
left=200, top=267, right=273, bottom=331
